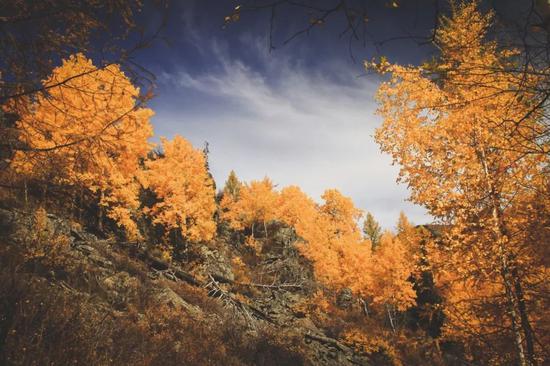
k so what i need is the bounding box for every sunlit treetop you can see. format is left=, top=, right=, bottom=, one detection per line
left=144, top=135, right=217, bottom=243
left=12, top=53, right=154, bottom=238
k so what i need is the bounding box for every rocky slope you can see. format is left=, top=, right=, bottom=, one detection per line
left=0, top=207, right=383, bottom=365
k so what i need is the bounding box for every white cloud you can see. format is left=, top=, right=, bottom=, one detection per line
left=151, top=36, right=431, bottom=229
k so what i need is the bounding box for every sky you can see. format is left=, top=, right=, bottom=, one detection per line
left=136, top=0, right=444, bottom=229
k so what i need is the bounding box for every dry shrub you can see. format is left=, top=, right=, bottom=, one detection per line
left=167, top=280, right=222, bottom=314
left=0, top=210, right=311, bottom=365
left=21, top=207, right=72, bottom=269
left=232, top=255, right=251, bottom=284
left=292, top=290, right=332, bottom=321
left=216, top=321, right=307, bottom=366
left=0, top=266, right=110, bottom=365
left=342, top=328, right=401, bottom=366
left=108, top=249, right=150, bottom=282
left=249, top=327, right=306, bottom=366
left=149, top=243, right=173, bottom=263
left=109, top=305, right=243, bottom=366
left=0, top=263, right=304, bottom=365
left=244, top=235, right=262, bottom=256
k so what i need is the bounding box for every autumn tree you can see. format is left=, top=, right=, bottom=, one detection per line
left=9, top=53, right=154, bottom=238
left=320, top=189, right=364, bottom=239
left=277, top=185, right=318, bottom=229
left=395, top=211, right=412, bottom=235
left=143, top=135, right=217, bottom=244
left=374, top=3, right=548, bottom=364
left=395, top=211, right=421, bottom=259
left=0, top=1, right=167, bottom=174
left=403, top=225, right=445, bottom=339
left=285, top=189, right=373, bottom=297
left=370, top=231, right=416, bottom=332
left=363, top=212, right=382, bottom=249
left=221, top=180, right=419, bottom=325
left=221, top=177, right=279, bottom=238
left=283, top=189, right=419, bottom=324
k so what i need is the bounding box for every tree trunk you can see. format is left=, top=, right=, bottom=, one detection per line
left=513, top=269, right=537, bottom=366
left=70, top=188, right=76, bottom=220
left=360, top=297, right=369, bottom=317
left=263, top=220, right=268, bottom=238
left=42, top=184, right=47, bottom=206
left=501, top=261, right=528, bottom=366
left=434, top=339, right=442, bottom=358
left=98, top=190, right=104, bottom=232
left=478, top=147, right=531, bottom=366
left=78, top=187, right=83, bottom=222
left=491, top=199, right=535, bottom=366
left=386, top=303, right=396, bottom=333
left=23, top=180, right=28, bottom=207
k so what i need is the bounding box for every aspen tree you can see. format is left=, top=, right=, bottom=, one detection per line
left=144, top=135, right=217, bottom=243
left=374, top=3, right=547, bottom=364
left=11, top=54, right=153, bottom=238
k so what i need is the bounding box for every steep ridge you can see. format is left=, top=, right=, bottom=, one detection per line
left=0, top=207, right=380, bottom=365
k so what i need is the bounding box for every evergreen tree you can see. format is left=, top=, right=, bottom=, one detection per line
left=202, top=141, right=216, bottom=192
left=363, top=212, right=382, bottom=249
left=396, top=211, right=412, bottom=235
left=223, top=170, right=241, bottom=200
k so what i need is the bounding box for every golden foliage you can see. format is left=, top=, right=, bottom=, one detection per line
left=284, top=188, right=371, bottom=296
left=221, top=177, right=279, bottom=237
left=244, top=235, right=262, bottom=255
left=342, top=329, right=401, bottom=366
left=292, top=290, right=333, bottom=323
left=277, top=185, right=317, bottom=228
left=221, top=178, right=418, bottom=312
left=370, top=232, right=416, bottom=311
left=11, top=53, right=154, bottom=238
left=143, top=135, right=217, bottom=243
left=232, top=256, right=252, bottom=284
left=374, top=2, right=548, bottom=363
left=278, top=187, right=417, bottom=311
left=5, top=54, right=220, bottom=244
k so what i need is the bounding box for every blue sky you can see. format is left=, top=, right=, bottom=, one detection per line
left=137, top=0, right=441, bottom=229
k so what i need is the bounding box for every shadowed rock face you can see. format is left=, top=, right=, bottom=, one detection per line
left=196, top=245, right=235, bottom=281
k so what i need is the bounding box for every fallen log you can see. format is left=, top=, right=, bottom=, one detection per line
left=304, top=332, right=350, bottom=353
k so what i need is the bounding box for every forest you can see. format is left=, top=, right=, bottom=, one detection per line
left=0, top=1, right=548, bottom=365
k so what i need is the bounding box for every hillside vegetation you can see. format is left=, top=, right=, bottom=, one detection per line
left=0, top=3, right=548, bottom=365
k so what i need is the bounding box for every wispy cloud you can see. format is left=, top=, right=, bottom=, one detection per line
left=151, top=35, right=430, bottom=229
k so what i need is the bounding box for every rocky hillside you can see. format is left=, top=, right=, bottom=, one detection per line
left=0, top=207, right=410, bottom=366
